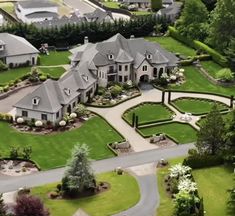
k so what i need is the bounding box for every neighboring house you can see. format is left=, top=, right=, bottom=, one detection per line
left=14, top=33, right=177, bottom=123
left=15, top=0, right=58, bottom=24
left=34, top=8, right=114, bottom=29
left=0, top=33, right=39, bottom=67
left=157, top=1, right=183, bottom=22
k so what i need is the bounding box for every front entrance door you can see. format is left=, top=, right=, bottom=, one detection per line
left=139, top=74, right=149, bottom=82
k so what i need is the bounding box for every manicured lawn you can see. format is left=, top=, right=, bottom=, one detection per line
left=156, top=157, right=185, bottom=216
left=39, top=67, right=66, bottom=78
left=0, top=67, right=31, bottom=86
left=0, top=117, right=123, bottom=170
left=103, top=1, right=120, bottom=8
left=169, top=66, right=235, bottom=97
left=0, top=66, right=66, bottom=86
left=0, top=2, right=14, bottom=14
left=131, top=11, right=153, bottom=16
left=40, top=51, right=70, bottom=66
left=201, top=60, right=223, bottom=78
left=193, top=166, right=234, bottom=216
left=139, top=122, right=197, bottom=144
left=146, top=37, right=196, bottom=57
left=32, top=172, right=140, bottom=216
left=172, top=98, right=229, bottom=115
left=123, top=103, right=173, bottom=125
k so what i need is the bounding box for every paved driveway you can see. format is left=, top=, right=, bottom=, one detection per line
left=0, top=85, right=39, bottom=113
left=64, top=0, right=95, bottom=14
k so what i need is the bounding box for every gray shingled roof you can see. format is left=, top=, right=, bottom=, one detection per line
left=14, top=79, right=62, bottom=113
left=26, top=11, right=58, bottom=19
left=18, top=0, right=58, bottom=9
left=157, top=2, right=182, bottom=21
left=0, top=33, right=39, bottom=58
left=84, top=8, right=113, bottom=23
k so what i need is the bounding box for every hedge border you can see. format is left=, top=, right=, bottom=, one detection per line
left=170, top=97, right=230, bottom=116
left=122, top=101, right=175, bottom=126
left=168, top=26, right=229, bottom=67
left=136, top=121, right=198, bottom=143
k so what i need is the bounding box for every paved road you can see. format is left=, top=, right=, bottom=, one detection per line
left=0, top=143, right=194, bottom=193
left=0, top=85, right=39, bottom=113
left=64, top=0, right=95, bottom=15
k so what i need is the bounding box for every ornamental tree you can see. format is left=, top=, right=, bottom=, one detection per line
left=14, top=195, right=49, bottom=216
left=61, top=144, right=96, bottom=196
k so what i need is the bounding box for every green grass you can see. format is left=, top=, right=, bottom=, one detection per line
left=32, top=172, right=140, bottom=216
left=139, top=122, right=197, bottom=144
left=193, top=166, right=234, bottom=216
left=169, top=66, right=235, bottom=97
left=0, top=2, right=14, bottom=14
left=0, top=66, right=66, bottom=86
left=40, top=51, right=70, bottom=66
left=172, top=98, right=228, bottom=115
left=0, top=117, right=123, bottom=170
left=131, top=11, right=153, bottom=15
left=103, top=1, right=120, bottom=8
left=123, top=103, right=173, bottom=125
left=0, top=67, right=31, bottom=86
left=156, top=157, right=185, bottom=216
left=39, top=67, right=66, bottom=78
left=146, top=37, right=196, bottom=57
left=201, top=61, right=223, bottom=78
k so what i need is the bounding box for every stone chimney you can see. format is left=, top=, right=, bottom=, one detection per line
left=84, top=36, right=89, bottom=44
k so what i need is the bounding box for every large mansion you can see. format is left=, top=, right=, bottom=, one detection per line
left=14, top=33, right=178, bottom=124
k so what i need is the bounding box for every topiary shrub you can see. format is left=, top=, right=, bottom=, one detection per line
left=110, top=85, right=123, bottom=98
left=216, top=68, right=234, bottom=82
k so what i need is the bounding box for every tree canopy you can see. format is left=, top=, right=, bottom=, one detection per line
left=176, top=0, right=209, bottom=41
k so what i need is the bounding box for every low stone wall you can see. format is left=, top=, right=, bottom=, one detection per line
left=0, top=82, right=40, bottom=100
left=196, top=64, right=235, bottom=87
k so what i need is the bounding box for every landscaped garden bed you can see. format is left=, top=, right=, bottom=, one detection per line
left=31, top=172, right=140, bottom=216
left=88, top=83, right=141, bottom=107
left=0, top=116, right=124, bottom=170
left=123, top=102, right=174, bottom=126
left=170, top=97, right=229, bottom=115
left=138, top=122, right=197, bottom=144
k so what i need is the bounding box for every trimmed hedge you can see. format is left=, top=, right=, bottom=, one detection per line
left=168, top=26, right=229, bottom=67
left=183, top=154, right=224, bottom=169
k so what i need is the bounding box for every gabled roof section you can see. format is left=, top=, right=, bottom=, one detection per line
left=115, top=49, right=134, bottom=63
left=14, top=79, right=62, bottom=113
left=0, top=33, right=39, bottom=58
left=134, top=52, right=145, bottom=69
left=152, top=50, right=169, bottom=64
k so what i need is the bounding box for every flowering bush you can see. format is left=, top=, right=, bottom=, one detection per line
left=59, top=120, right=66, bottom=127
left=17, top=117, right=24, bottom=124
left=35, top=120, right=43, bottom=127
left=169, top=164, right=192, bottom=179
left=178, top=178, right=197, bottom=193
left=70, top=113, right=77, bottom=119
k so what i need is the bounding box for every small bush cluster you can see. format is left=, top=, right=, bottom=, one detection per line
left=9, top=60, right=30, bottom=69
left=0, top=60, right=8, bottom=71
left=183, top=149, right=223, bottom=169
left=0, top=113, right=13, bottom=122
left=9, top=145, right=32, bottom=160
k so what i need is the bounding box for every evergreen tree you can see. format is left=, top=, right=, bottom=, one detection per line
left=0, top=194, right=7, bottom=216
left=196, top=104, right=225, bottom=155
left=225, top=110, right=235, bottom=153
left=176, top=0, right=209, bottom=41
left=207, top=0, right=235, bottom=52
left=61, top=144, right=96, bottom=196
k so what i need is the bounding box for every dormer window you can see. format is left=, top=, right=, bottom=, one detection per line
left=147, top=54, right=152, bottom=60
left=82, top=75, right=89, bottom=82
left=108, top=54, right=114, bottom=60
left=64, top=88, right=71, bottom=96
left=32, top=97, right=40, bottom=105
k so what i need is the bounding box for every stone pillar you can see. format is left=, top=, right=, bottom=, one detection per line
left=168, top=91, right=171, bottom=103
left=132, top=113, right=136, bottom=127
left=135, top=115, right=139, bottom=129
left=162, top=91, right=165, bottom=104
left=230, top=95, right=234, bottom=108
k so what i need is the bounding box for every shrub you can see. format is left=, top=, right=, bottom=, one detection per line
left=22, top=146, right=32, bottom=160
left=75, top=104, right=87, bottom=117
left=14, top=195, right=50, bottom=216
left=9, top=146, right=20, bottom=159
left=39, top=75, right=47, bottom=82
left=0, top=60, right=8, bottom=71
left=49, top=191, right=59, bottom=199
left=183, top=153, right=223, bottom=169
left=110, top=85, right=123, bottom=97
left=0, top=113, right=13, bottom=122
left=3, top=85, right=9, bottom=92
left=97, top=87, right=105, bottom=95
left=216, top=68, right=234, bottom=82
